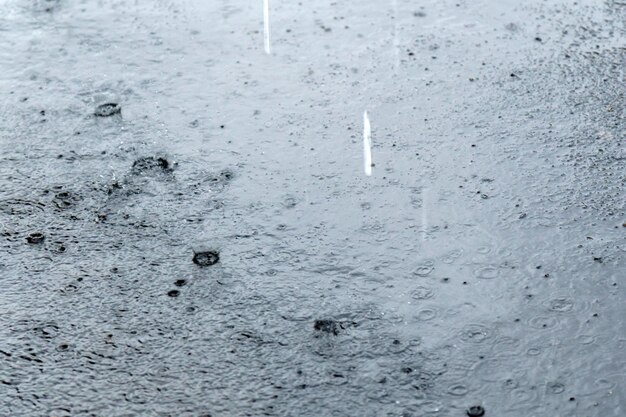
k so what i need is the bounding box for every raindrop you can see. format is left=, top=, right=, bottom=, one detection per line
left=415, top=309, right=437, bottom=321
left=526, top=347, right=542, bottom=356
left=547, top=382, right=565, bottom=394
left=448, top=384, right=469, bottom=396
left=528, top=315, right=559, bottom=329
left=474, top=265, right=499, bottom=279
left=577, top=335, right=595, bottom=345
left=411, top=286, right=434, bottom=300
left=414, top=262, right=434, bottom=276
left=458, top=324, right=491, bottom=344
left=548, top=298, right=574, bottom=312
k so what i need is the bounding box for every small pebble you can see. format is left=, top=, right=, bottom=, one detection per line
left=167, top=290, right=180, bottom=297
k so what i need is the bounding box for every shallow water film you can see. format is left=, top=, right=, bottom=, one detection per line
left=0, top=0, right=624, bottom=416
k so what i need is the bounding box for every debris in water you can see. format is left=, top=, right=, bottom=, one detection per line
left=193, top=250, right=220, bottom=267
left=363, top=111, right=372, bottom=176
left=94, top=103, right=121, bottom=117
left=263, top=0, right=271, bottom=54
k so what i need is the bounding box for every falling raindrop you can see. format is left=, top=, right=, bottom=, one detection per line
left=263, top=0, right=271, bottom=54
left=363, top=111, right=372, bottom=176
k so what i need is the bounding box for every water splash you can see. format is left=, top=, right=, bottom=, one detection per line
left=263, top=0, right=271, bottom=54
left=363, top=111, right=372, bottom=176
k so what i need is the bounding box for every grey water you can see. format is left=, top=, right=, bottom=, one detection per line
left=0, top=0, right=624, bottom=416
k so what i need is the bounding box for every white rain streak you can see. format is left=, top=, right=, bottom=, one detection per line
left=421, top=187, right=429, bottom=241
left=392, top=0, right=399, bottom=73
left=263, top=0, right=271, bottom=54
left=363, top=111, right=372, bottom=176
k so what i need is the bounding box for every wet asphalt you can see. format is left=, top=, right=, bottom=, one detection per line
left=0, top=0, right=625, bottom=416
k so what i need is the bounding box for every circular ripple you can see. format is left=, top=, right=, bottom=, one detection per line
left=124, top=385, right=156, bottom=404
left=415, top=308, right=438, bottom=321
left=447, top=384, right=469, bottom=396
left=442, top=249, right=462, bottom=264
left=474, top=265, right=499, bottom=279
left=459, top=324, right=491, bottom=344
left=477, top=246, right=492, bottom=254
left=419, top=400, right=444, bottom=414
left=508, top=387, right=537, bottom=409
left=577, top=335, right=596, bottom=345
left=548, top=298, right=574, bottom=312
left=0, top=198, right=46, bottom=216
left=411, top=286, right=434, bottom=300
left=528, top=315, right=559, bottom=329
left=547, top=381, right=565, bottom=394
left=414, top=261, right=435, bottom=276
left=526, top=347, right=542, bottom=356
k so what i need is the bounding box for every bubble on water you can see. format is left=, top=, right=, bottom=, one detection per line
left=466, top=405, right=485, bottom=417
left=474, top=265, right=499, bottom=279
left=26, top=232, right=45, bottom=244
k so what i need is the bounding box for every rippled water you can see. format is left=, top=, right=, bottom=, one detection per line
left=0, top=0, right=624, bottom=416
